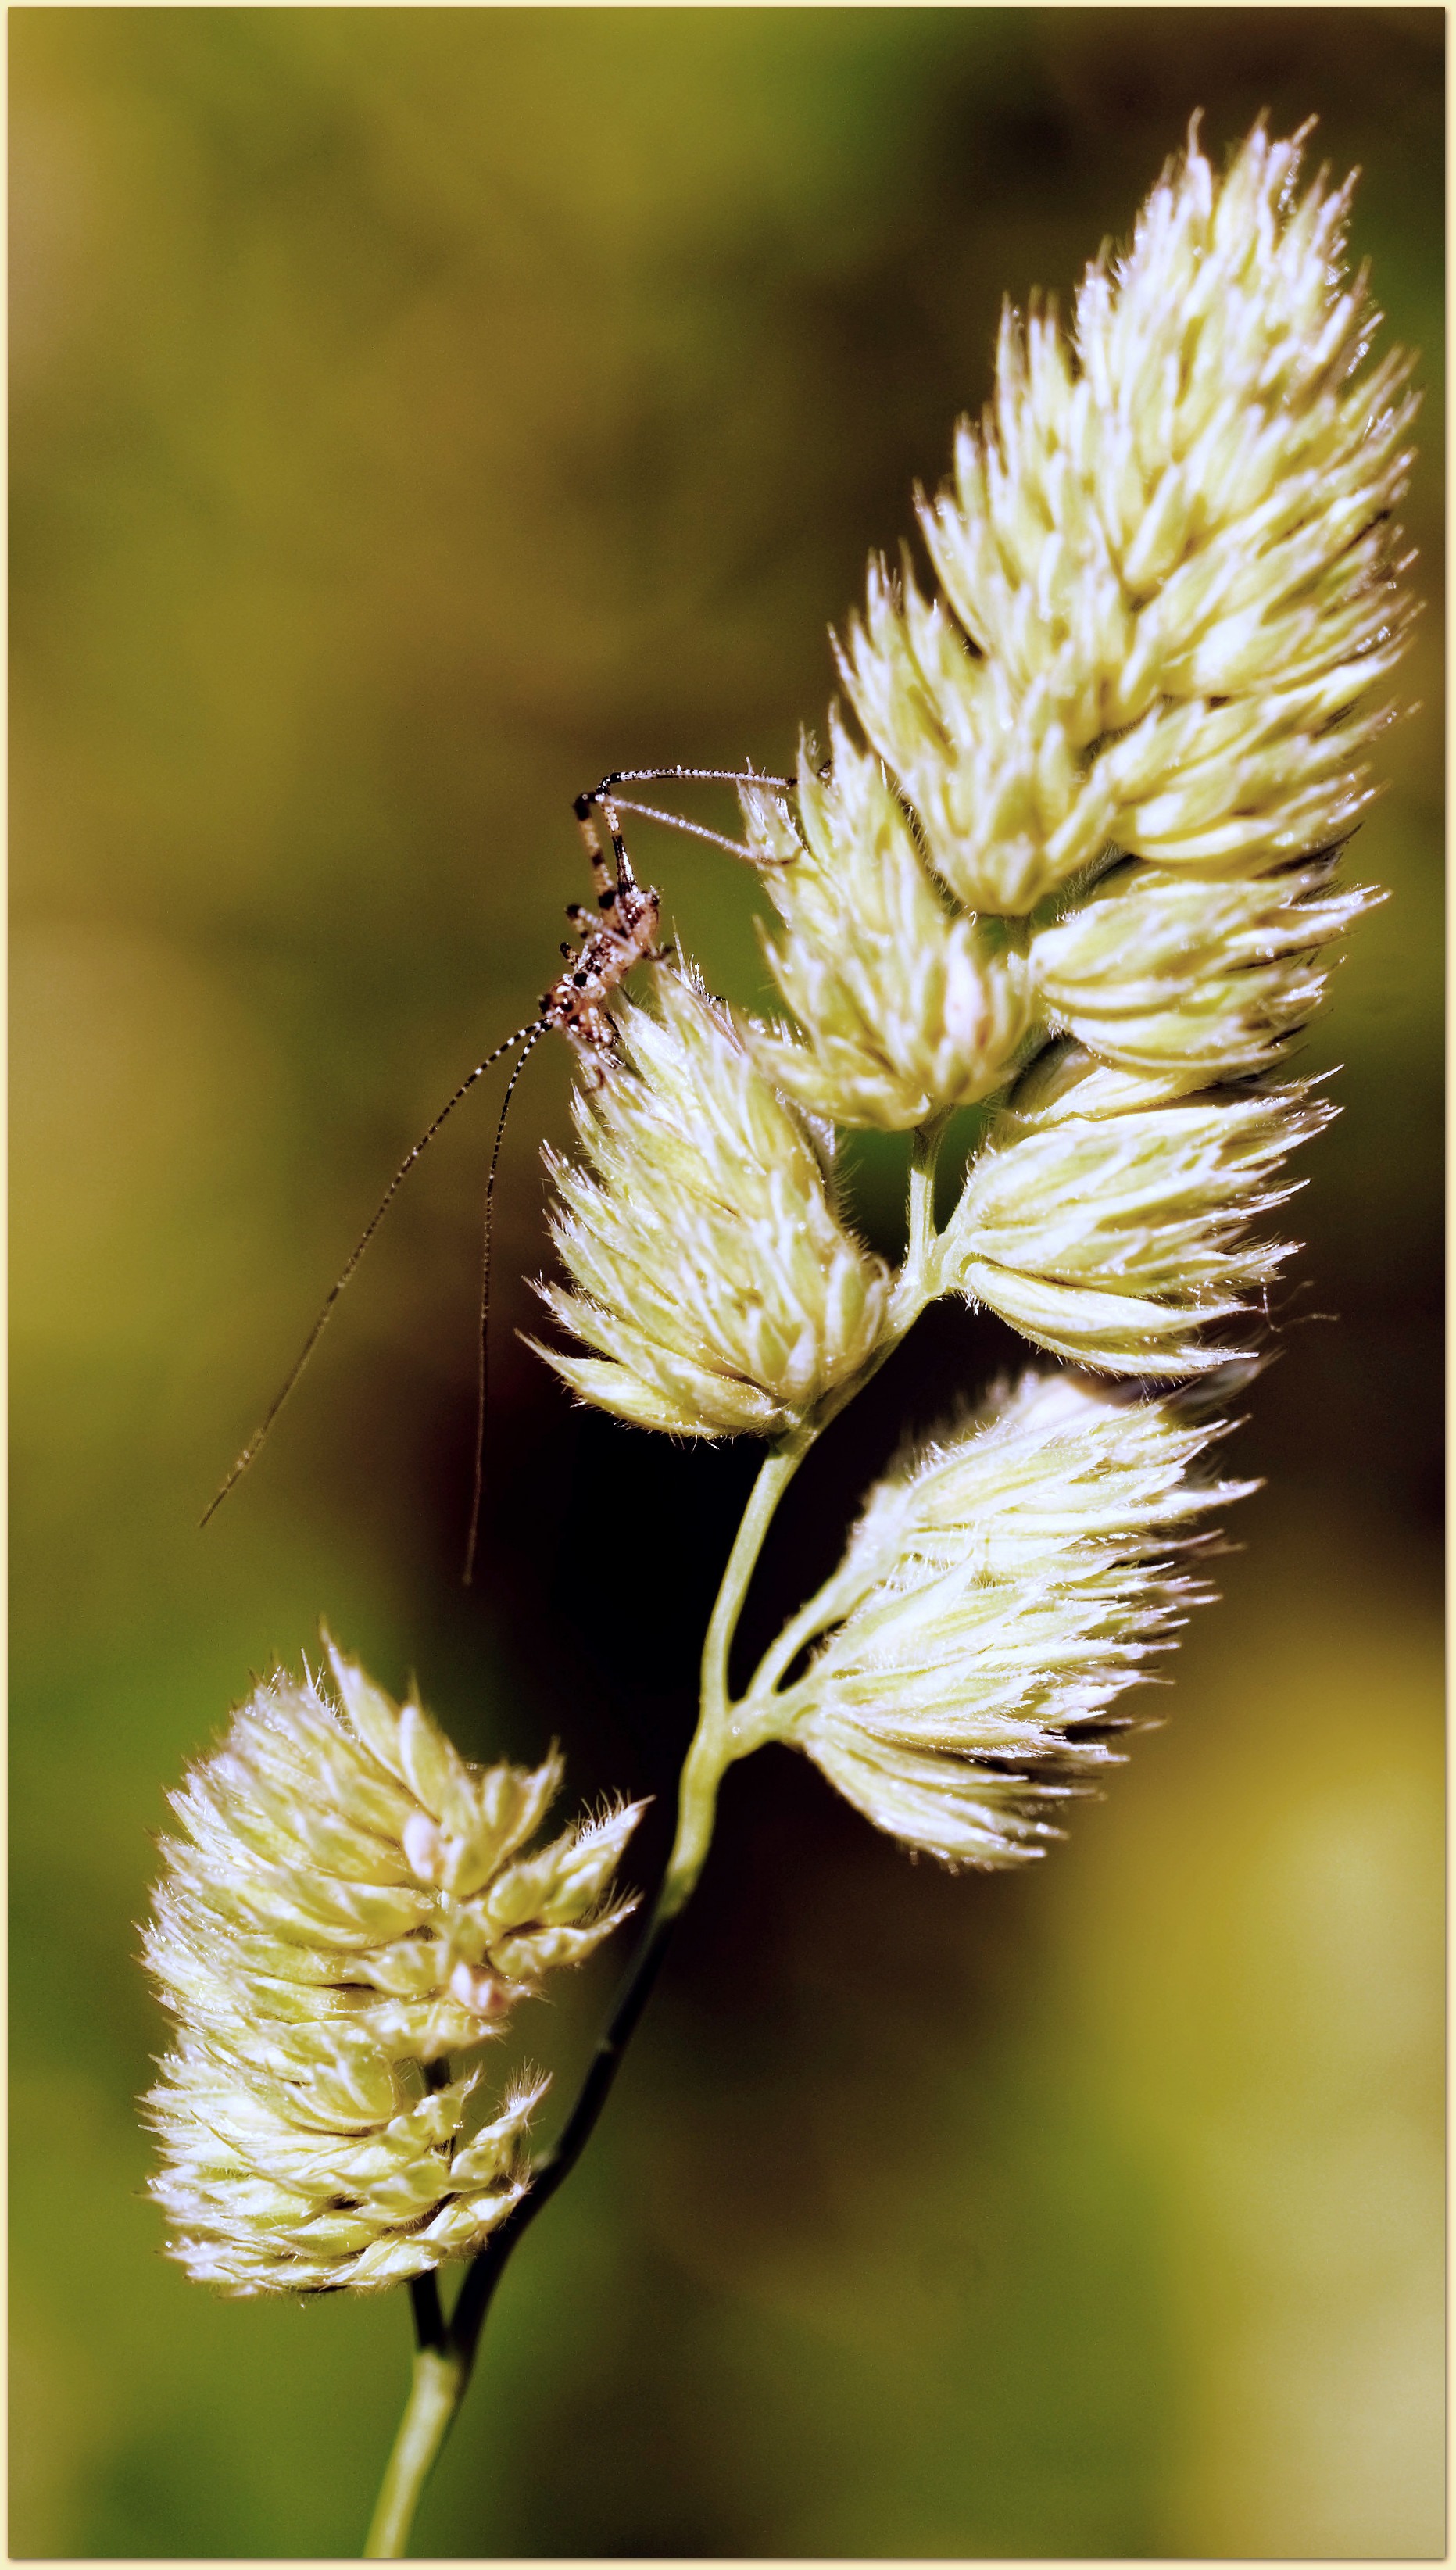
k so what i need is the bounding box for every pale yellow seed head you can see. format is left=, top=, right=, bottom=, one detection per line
left=1029, top=854, right=1383, bottom=1080
left=759, top=1372, right=1253, bottom=1867
left=531, top=960, right=893, bottom=1436
left=932, top=1047, right=1331, bottom=1375
left=839, top=121, right=1415, bottom=916
left=142, top=1644, right=642, bottom=2293
left=742, top=714, right=1032, bottom=1130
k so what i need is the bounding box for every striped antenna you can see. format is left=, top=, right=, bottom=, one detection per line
left=463, top=1019, right=548, bottom=1586
left=200, top=1021, right=539, bottom=1529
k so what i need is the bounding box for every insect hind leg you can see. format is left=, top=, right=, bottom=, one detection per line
left=574, top=765, right=805, bottom=872
left=571, top=793, right=616, bottom=904
left=573, top=777, right=635, bottom=902
left=586, top=765, right=800, bottom=796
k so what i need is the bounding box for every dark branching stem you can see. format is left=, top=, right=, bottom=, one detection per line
left=363, top=1440, right=814, bottom=2559
left=446, top=1895, right=681, bottom=2366
left=365, top=1126, right=953, bottom=2557
left=365, top=1895, right=689, bottom=2557
left=406, top=2269, right=449, bottom=2358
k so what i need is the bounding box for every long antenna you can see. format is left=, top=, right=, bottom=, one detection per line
left=463, top=1020, right=546, bottom=1587
left=200, top=1021, right=538, bottom=1529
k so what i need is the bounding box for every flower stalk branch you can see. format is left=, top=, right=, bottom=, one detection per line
left=363, top=1419, right=824, bottom=2554
left=364, top=1105, right=956, bottom=2551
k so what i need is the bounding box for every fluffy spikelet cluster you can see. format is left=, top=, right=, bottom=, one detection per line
left=711, top=120, right=1411, bottom=1381
left=842, top=120, right=1414, bottom=919
left=934, top=1045, right=1333, bottom=1373
left=763, top=1373, right=1252, bottom=1865
left=144, top=1643, right=642, bottom=2292
left=1029, top=855, right=1379, bottom=1081
left=533, top=963, right=892, bottom=1435
left=743, top=713, right=1032, bottom=1129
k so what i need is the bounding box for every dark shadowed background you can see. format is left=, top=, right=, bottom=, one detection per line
left=10, top=9, right=1443, bottom=2558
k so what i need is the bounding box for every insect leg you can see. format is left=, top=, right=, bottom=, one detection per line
left=575, top=766, right=808, bottom=870
left=596, top=765, right=800, bottom=793
left=596, top=786, right=636, bottom=891
left=572, top=787, right=620, bottom=906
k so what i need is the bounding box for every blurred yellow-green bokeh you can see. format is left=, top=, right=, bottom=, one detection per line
left=10, top=9, right=1443, bottom=2559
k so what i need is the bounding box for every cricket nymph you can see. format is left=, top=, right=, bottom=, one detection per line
left=551, top=762, right=800, bottom=1083
left=201, top=762, right=796, bottom=1559
left=539, top=880, right=664, bottom=1085
left=546, top=779, right=667, bottom=1084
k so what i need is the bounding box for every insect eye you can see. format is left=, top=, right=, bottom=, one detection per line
left=572, top=972, right=588, bottom=988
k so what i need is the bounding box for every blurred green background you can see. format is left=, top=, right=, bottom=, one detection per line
left=10, top=9, right=1443, bottom=2559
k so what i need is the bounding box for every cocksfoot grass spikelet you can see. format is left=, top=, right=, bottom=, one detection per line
left=751, top=1373, right=1254, bottom=1867
left=532, top=961, right=893, bottom=1435
left=143, top=1643, right=642, bottom=2293
left=147, top=2019, right=546, bottom=2295
left=841, top=120, right=1415, bottom=920
left=1027, top=854, right=1383, bottom=1080
left=741, top=714, right=1032, bottom=1129
left=934, top=1057, right=1332, bottom=1373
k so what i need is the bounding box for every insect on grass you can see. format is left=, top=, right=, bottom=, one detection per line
left=201, top=765, right=800, bottom=1577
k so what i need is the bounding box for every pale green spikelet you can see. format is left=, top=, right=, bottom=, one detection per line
left=1027, top=853, right=1383, bottom=1080
left=146, top=2022, right=546, bottom=2295
left=741, top=714, right=1033, bottom=1129
left=531, top=960, right=893, bottom=1435
left=841, top=120, right=1416, bottom=918
left=749, top=1372, right=1253, bottom=1867
left=143, top=1643, right=643, bottom=2293
left=932, top=1046, right=1330, bottom=1373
